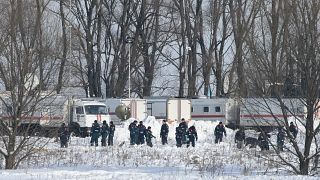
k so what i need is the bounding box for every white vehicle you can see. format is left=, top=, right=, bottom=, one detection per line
left=190, top=98, right=227, bottom=122
left=69, top=98, right=110, bottom=136
left=146, top=97, right=191, bottom=121
left=0, top=93, right=110, bottom=137
left=105, top=98, right=147, bottom=122
left=225, top=98, right=305, bottom=130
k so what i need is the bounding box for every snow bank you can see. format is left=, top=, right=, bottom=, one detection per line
left=0, top=118, right=318, bottom=179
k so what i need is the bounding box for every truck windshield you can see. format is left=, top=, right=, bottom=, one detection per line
left=84, top=105, right=107, bottom=115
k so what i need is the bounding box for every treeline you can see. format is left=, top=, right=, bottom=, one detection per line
left=0, top=0, right=319, bottom=99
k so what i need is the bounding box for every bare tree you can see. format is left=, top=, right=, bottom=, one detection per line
left=56, top=0, right=68, bottom=94
left=245, top=0, right=320, bottom=175
left=0, top=0, right=59, bottom=169
left=71, top=0, right=103, bottom=97
left=229, top=0, right=261, bottom=97
left=101, top=0, right=133, bottom=98
left=198, top=0, right=231, bottom=97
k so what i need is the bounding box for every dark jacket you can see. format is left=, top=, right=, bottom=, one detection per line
left=277, top=130, right=285, bottom=143
left=214, top=125, right=226, bottom=136
left=59, top=126, right=69, bottom=140
left=289, top=124, right=298, bottom=135
left=175, top=126, right=184, bottom=139
left=129, top=122, right=137, bottom=134
left=109, top=124, right=115, bottom=136
left=160, top=124, right=169, bottom=136
left=138, top=124, right=146, bottom=136
left=179, top=122, right=188, bottom=133
left=101, top=123, right=109, bottom=136
left=91, top=122, right=101, bottom=137
left=187, top=126, right=198, bottom=141
left=258, top=132, right=270, bottom=142
left=145, top=129, right=156, bottom=140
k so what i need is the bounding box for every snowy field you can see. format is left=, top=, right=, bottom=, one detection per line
left=0, top=117, right=319, bottom=180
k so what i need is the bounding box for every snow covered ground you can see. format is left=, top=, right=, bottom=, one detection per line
left=0, top=117, right=319, bottom=179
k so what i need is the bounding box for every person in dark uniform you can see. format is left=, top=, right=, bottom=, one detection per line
left=258, top=132, right=270, bottom=151
left=58, top=123, right=69, bottom=148
left=289, top=122, right=298, bottom=139
left=186, top=126, right=198, bottom=147
left=129, top=120, right=138, bottom=145
left=175, top=126, right=184, bottom=147
left=101, top=120, right=109, bottom=146
left=90, top=120, right=100, bottom=146
left=235, top=128, right=245, bottom=149
left=145, top=126, right=156, bottom=147
left=137, top=121, right=146, bottom=145
left=160, top=120, right=169, bottom=145
left=108, top=121, right=115, bottom=146
left=179, top=118, right=188, bottom=144
left=277, top=127, right=285, bottom=152
left=214, top=122, right=227, bottom=144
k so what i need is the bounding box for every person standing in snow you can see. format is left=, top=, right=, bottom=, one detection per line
left=277, top=127, right=285, bottom=152
left=258, top=131, right=270, bottom=151
left=234, top=128, right=245, bottom=149
left=289, top=122, right=298, bottom=139
left=101, top=120, right=109, bottom=146
left=108, top=121, right=115, bottom=146
left=175, top=126, right=184, bottom=147
left=129, top=120, right=138, bottom=145
left=137, top=121, right=146, bottom=145
left=178, top=118, right=188, bottom=144
left=214, top=122, right=227, bottom=144
left=58, top=123, right=69, bottom=148
left=186, top=126, right=198, bottom=147
left=90, top=120, right=100, bottom=146
left=145, top=126, right=156, bottom=147
left=160, top=120, right=169, bottom=145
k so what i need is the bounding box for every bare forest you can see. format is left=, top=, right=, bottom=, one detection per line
left=0, top=0, right=317, bottom=100
left=0, top=0, right=320, bottom=176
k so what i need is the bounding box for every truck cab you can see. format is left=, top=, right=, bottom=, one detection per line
left=70, top=99, right=110, bottom=137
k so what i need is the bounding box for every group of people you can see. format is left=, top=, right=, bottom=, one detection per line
left=128, top=118, right=199, bottom=148
left=175, top=118, right=198, bottom=147
left=58, top=118, right=299, bottom=151
left=234, top=121, right=298, bottom=152
left=58, top=120, right=116, bottom=148
left=128, top=120, right=157, bottom=147
left=90, top=120, right=116, bottom=147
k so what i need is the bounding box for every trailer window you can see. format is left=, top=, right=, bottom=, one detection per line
left=203, top=107, right=209, bottom=112
left=76, top=107, right=84, bottom=114
left=215, top=106, right=221, bottom=112
left=85, top=105, right=107, bottom=115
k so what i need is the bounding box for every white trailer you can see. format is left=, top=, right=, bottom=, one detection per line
left=146, top=98, right=167, bottom=119
left=167, top=98, right=191, bottom=121
left=105, top=98, right=147, bottom=121
left=0, top=94, right=110, bottom=137
left=225, top=98, right=305, bottom=130
left=146, top=97, right=191, bottom=121
left=190, top=98, right=227, bottom=122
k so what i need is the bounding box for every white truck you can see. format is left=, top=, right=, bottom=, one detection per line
left=0, top=93, right=110, bottom=137
left=105, top=98, right=147, bottom=122
left=225, top=98, right=305, bottom=131
left=146, top=97, right=191, bottom=121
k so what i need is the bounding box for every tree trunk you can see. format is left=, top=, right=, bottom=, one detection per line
left=57, top=0, right=68, bottom=94
left=299, top=159, right=309, bottom=175
left=5, top=155, right=15, bottom=169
